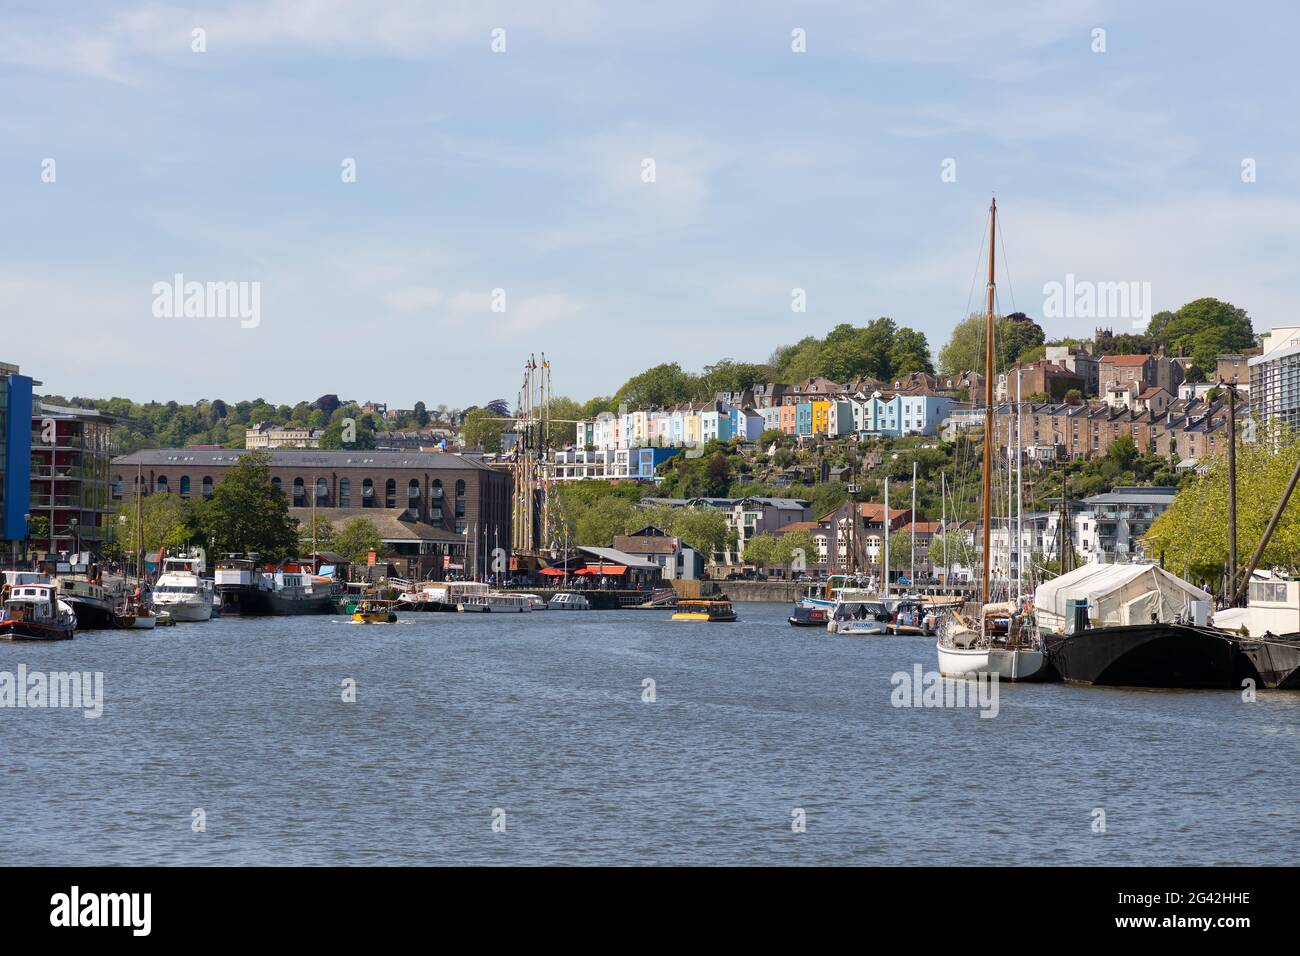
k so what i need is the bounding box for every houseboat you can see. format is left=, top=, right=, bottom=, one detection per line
left=50, top=574, right=117, bottom=630
left=215, top=556, right=336, bottom=615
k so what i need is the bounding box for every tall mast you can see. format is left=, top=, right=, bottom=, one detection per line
left=1015, top=366, right=1024, bottom=599
left=941, top=471, right=948, bottom=585
left=1225, top=381, right=1237, bottom=603
left=883, top=478, right=890, bottom=596
left=981, top=196, right=997, bottom=605
left=910, top=460, right=917, bottom=589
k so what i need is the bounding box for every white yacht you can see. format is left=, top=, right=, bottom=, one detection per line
left=516, top=593, right=548, bottom=611
left=827, top=596, right=891, bottom=635
left=548, top=592, right=591, bottom=611
left=459, top=592, right=532, bottom=613
left=152, top=552, right=215, bottom=622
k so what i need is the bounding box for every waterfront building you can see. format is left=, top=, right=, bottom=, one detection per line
left=613, top=526, right=705, bottom=580
left=1072, top=486, right=1177, bottom=563
left=1, top=362, right=35, bottom=561
left=1044, top=345, right=1100, bottom=396
left=111, top=448, right=511, bottom=579
left=640, top=495, right=812, bottom=564
left=30, top=402, right=120, bottom=558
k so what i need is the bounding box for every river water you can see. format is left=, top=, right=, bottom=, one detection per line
left=1, top=602, right=1295, bottom=865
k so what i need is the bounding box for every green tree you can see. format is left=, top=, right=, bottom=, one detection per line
left=574, top=496, right=636, bottom=547
left=191, top=450, right=299, bottom=562
left=332, top=517, right=383, bottom=566
left=463, top=408, right=511, bottom=452
left=1161, top=297, right=1254, bottom=375
left=109, top=494, right=193, bottom=562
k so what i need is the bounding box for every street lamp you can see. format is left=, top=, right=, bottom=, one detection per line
left=21, top=512, right=30, bottom=569
left=69, top=517, right=79, bottom=566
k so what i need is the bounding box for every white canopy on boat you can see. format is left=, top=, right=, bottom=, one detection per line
left=1033, top=563, right=1207, bottom=633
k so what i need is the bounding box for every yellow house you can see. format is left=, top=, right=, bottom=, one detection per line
left=811, top=399, right=831, bottom=435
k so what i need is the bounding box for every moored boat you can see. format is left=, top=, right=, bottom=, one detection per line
left=152, top=552, right=214, bottom=622
left=827, top=597, right=890, bottom=635
left=0, top=580, right=75, bottom=641
left=548, top=592, right=591, bottom=610
left=215, top=556, right=335, bottom=615
left=788, top=604, right=827, bottom=627
left=50, top=574, right=117, bottom=629
left=459, top=591, right=532, bottom=612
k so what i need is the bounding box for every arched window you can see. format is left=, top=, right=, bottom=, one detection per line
left=272, top=477, right=282, bottom=495
left=155, top=475, right=168, bottom=494
left=293, top=478, right=305, bottom=503
left=455, top=479, right=467, bottom=516
left=179, top=476, right=191, bottom=497
left=385, top=479, right=397, bottom=508
left=408, top=479, right=420, bottom=499
left=362, top=478, right=374, bottom=507
left=316, top=478, right=328, bottom=501
left=339, top=478, right=351, bottom=508
left=455, top=479, right=466, bottom=497
left=430, top=479, right=443, bottom=520
left=201, top=476, right=214, bottom=499
left=111, top=475, right=124, bottom=499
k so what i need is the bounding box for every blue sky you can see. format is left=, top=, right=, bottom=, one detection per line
left=3, top=1, right=1298, bottom=409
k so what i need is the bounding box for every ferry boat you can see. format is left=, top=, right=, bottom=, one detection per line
left=459, top=591, right=532, bottom=612
left=352, top=600, right=399, bottom=624
left=215, top=556, right=336, bottom=615
left=0, top=577, right=75, bottom=641
left=152, top=553, right=214, bottom=622
left=548, top=592, right=591, bottom=610
left=670, top=599, right=737, bottom=622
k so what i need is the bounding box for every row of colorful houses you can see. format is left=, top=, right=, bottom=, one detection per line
left=574, top=383, right=959, bottom=453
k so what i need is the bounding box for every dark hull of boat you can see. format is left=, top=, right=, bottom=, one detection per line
left=788, top=607, right=828, bottom=627
left=0, top=619, right=74, bottom=641
left=1235, top=635, right=1300, bottom=690
left=66, top=597, right=117, bottom=630
left=217, top=585, right=335, bottom=616
left=1044, top=624, right=1241, bottom=688
left=396, top=600, right=458, bottom=612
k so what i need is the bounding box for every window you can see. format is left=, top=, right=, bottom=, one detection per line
left=112, top=475, right=123, bottom=499
left=179, top=476, right=191, bottom=497
left=272, top=477, right=282, bottom=494
left=339, top=478, right=350, bottom=508
left=362, top=478, right=374, bottom=507
left=431, top=479, right=443, bottom=505
left=155, top=475, right=168, bottom=493
left=408, top=479, right=420, bottom=500
left=202, top=476, right=214, bottom=499
left=316, top=477, right=328, bottom=501
left=385, top=479, right=397, bottom=508
left=293, top=478, right=305, bottom=503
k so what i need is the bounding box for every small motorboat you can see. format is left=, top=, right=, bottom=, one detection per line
left=548, top=592, right=591, bottom=610
left=671, top=599, right=738, bottom=622
left=353, top=600, right=399, bottom=624
left=788, top=605, right=828, bottom=627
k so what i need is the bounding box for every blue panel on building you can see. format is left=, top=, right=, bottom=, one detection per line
left=3, top=374, right=33, bottom=541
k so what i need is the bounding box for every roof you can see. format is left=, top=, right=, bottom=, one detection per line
left=36, top=401, right=122, bottom=423
left=1100, top=354, right=1153, bottom=366
left=113, top=448, right=495, bottom=470
left=1080, top=486, right=1178, bottom=505
left=288, top=507, right=466, bottom=544
left=777, top=520, right=824, bottom=534
left=573, top=546, right=660, bottom=570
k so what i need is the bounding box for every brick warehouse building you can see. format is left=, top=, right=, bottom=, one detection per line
left=110, top=448, right=512, bottom=580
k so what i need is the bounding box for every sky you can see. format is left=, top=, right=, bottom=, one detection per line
left=3, top=0, right=1299, bottom=410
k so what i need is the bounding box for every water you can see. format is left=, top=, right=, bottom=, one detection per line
left=1, top=603, right=1296, bottom=865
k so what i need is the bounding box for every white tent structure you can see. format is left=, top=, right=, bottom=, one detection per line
left=1034, top=563, right=1210, bottom=634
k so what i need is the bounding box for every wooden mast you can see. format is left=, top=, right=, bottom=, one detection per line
left=981, top=197, right=997, bottom=605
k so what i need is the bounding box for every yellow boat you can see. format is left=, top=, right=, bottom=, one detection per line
left=670, top=599, right=737, bottom=622
left=352, top=600, right=398, bottom=624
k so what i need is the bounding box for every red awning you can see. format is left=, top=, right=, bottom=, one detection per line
left=539, top=567, right=567, bottom=576
left=579, top=564, right=627, bottom=575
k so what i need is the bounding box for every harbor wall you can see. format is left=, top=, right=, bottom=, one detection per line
left=699, top=580, right=802, bottom=603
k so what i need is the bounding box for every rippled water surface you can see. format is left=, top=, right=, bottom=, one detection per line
left=1, top=603, right=1296, bottom=865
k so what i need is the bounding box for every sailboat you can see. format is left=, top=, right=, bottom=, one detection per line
left=935, top=198, right=1050, bottom=681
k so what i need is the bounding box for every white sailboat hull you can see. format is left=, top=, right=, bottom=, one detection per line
left=154, top=599, right=213, bottom=621
left=936, top=641, right=1048, bottom=680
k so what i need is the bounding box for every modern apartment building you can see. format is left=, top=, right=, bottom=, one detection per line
left=29, top=402, right=119, bottom=558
